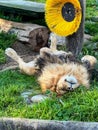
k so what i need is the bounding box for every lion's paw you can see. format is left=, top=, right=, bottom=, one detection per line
left=81, top=55, right=97, bottom=68
left=5, top=48, right=19, bottom=62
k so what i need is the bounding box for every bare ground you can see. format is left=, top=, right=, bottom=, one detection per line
left=0, top=34, right=93, bottom=71
left=0, top=41, right=39, bottom=71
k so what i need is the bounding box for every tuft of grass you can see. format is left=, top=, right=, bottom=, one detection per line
left=86, top=0, right=98, bottom=20
left=85, top=0, right=98, bottom=35
left=81, top=42, right=98, bottom=59
left=0, top=49, right=6, bottom=64
left=86, top=0, right=96, bottom=6
left=0, top=32, right=17, bottom=64
left=0, top=11, right=22, bottom=22
left=91, top=34, right=98, bottom=42
left=85, top=22, right=98, bottom=35
left=0, top=32, right=17, bottom=50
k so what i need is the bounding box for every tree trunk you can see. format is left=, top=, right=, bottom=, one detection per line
left=66, top=0, right=85, bottom=56
left=0, top=18, right=50, bottom=51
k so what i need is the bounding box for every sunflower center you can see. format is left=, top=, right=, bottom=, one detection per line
left=62, top=2, right=75, bottom=22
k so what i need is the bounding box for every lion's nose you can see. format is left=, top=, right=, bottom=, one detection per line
left=67, top=87, right=73, bottom=91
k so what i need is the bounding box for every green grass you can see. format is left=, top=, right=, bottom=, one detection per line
left=0, top=49, right=6, bottom=64
left=0, top=0, right=98, bottom=122
left=0, top=32, right=17, bottom=50
left=85, top=0, right=98, bottom=35
left=0, top=32, right=17, bottom=64
left=91, top=34, right=98, bottom=42
left=0, top=70, right=41, bottom=116
left=86, top=0, right=98, bottom=20
left=81, top=42, right=98, bottom=59
left=0, top=70, right=98, bottom=121
left=0, top=11, right=22, bottom=22
left=85, top=21, right=98, bottom=35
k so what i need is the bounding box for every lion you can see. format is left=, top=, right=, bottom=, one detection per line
left=5, top=35, right=97, bottom=95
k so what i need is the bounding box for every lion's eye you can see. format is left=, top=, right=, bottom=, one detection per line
left=60, top=87, right=66, bottom=91
left=65, top=79, right=67, bottom=82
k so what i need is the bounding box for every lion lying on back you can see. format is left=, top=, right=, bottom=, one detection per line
left=5, top=35, right=97, bottom=95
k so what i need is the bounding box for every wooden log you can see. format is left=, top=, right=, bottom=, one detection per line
left=66, top=0, right=86, bottom=56
left=0, top=18, right=50, bottom=51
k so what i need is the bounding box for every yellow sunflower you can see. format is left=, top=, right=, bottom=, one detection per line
left=45, top=0, right=82, bottom=36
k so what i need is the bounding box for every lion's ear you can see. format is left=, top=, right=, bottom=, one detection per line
left=81, top=55, right=97, bottom=69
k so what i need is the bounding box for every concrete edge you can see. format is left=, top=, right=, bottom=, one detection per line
left=0, top=118, right=98, bottom=130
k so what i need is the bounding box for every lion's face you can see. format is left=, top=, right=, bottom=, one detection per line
left=56, top=75, right=80, bottom=95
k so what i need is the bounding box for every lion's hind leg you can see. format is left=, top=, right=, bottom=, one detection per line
left=5, top=48, right=38, bottom=75
left=5, top=48, right=22, bottom=63
left=81, top=55, right=97, bottom=69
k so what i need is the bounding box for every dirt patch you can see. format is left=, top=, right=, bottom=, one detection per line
left=0, top=41, right=39, bottom=71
